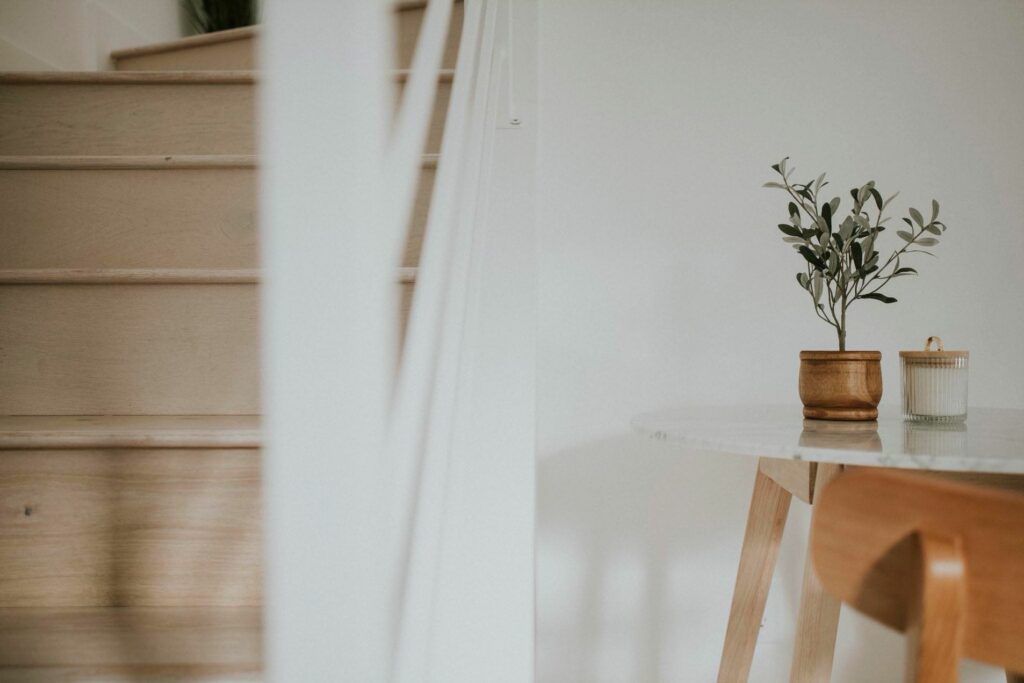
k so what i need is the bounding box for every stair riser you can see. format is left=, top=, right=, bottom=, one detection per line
left=0, top=285, right=260, bottom=415
left=0, top=168, right=257, bottom=269
left=0, top=449, right=261, bottom=609
left=0, top=79, right=449, bottom=156
left=0, top=83, right=255, bottom=155
left=111, top=3, right=464, bottom=72
left=0, top=609, right=260, bottom=668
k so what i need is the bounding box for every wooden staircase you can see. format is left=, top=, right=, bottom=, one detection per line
left=0, top=3, right=461, bottom=680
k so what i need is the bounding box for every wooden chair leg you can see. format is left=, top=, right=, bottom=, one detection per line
left=904, top=532, right=965, bottom=683
left=790, top=463, right=843, bottom=683
left=717, top=463, right=793, bottom=683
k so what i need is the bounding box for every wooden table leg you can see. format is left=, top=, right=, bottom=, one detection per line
left=717, top=461, right=793, bottom=683
left=789, top=462, right=844, bottom=683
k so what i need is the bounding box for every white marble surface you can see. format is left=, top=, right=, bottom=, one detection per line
left=632, top=406, right=1024, bottom=474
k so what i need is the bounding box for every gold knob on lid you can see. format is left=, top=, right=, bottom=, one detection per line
left=925, top=336, right=943, bottom=352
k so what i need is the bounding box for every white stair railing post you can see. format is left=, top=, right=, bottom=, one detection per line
left=260, top=1, right=396, bottom=680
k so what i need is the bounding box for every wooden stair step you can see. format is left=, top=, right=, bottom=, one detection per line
left=0, top=415, right=260, bottom=450
left=0, top=417, right=261, bottom=609
left=0, top=268, right=416, bottom=285
left=0, top=607, right=261, bottom=668
left=0, top=154, right=436, bottom=271
left=110, top=1, right=463, bottom=72
left=0, top=72, right=255, bottom=156
left=0, top=70, right=449, bottom=156
left=0, top=285, right=260, bottom=415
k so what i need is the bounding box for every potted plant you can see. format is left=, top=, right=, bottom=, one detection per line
left=764, top=157, right=948, bottom=420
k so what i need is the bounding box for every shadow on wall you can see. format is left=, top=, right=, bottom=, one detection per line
left=536, top=434, right=805, bottom=682
left=536, top=434, right=1007, bottom=682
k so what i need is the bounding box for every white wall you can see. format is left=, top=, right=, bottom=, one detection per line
left=536, top=1, right=1024, bottom=681
left=0, top=0, right=183, bottom=70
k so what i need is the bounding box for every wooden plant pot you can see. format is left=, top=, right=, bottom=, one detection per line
left=799, top=351, right=882, bottom=421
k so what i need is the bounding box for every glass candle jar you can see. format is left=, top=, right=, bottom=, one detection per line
left=900, top=336, right=969, bottom=423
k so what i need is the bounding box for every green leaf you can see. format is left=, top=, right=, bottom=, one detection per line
left=852, top=242, right=863, bottom=269
left=797, top=272, right=810, bottom=288
left=882, top=191, right=900, bottom=211
left=869, top=188, right=883, bottom=211
left=788, top=202, right=800, bottom=219
left=862, top=292, right=898, bottom=304
left=916, top=237, right=939, bottom=247
left=924, top=223, right=942, bottom=235
left=838, top=216, right=856, bottom=240
left=778, top=224, right=803, bottom=238
left=821, top=201, right=833, bottom=229
left=909, top=207, right=925, bottom=228
left=931, top=199, right=939, bottom=223
left=814, top=173, right=826, bottom=193
left=811, top=272, right=823, bottom=303
left=799, top=246, right=825, bottom=269
left=894, top=266, right=917, bottom=275
left=763, top=182, right=786, bottom=189
left=829, top=197, right=841, bottom=216
left=897, top=230, right=915, bottom=242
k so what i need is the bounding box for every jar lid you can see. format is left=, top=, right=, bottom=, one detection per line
left=899, top=336, right=969, bottom=361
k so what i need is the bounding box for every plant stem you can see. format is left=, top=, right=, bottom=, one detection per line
left=838, top=291, right=847, bottom=351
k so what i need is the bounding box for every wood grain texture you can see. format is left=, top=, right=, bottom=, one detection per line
left=0, top=285, right=259, bottom=415
left=903, top=532, right=964, bottom=683
left=0, top=81, right=255, bottom=155
left=0, top=668, right=261, bottom=682
left=717, top=465, right=792, bottom=683
left=0, top=269, right=260, bottom=285
left=0, top=608, right=260, bottom=667
left=811, top=469, right=1024, bottom=676
left=0, top=168, right=256, bottom=269
left=0, top=449, right=260, bottom=608
left=789, top=462, right=844, bottom=683
left=758, top=458, right=816, bottom=503
left=0, top=415, right=260, bottom=450
left=799, top=351, right=882, bottom=421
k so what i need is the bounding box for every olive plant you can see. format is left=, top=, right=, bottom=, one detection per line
left=764, top=157, right=947, bottom=351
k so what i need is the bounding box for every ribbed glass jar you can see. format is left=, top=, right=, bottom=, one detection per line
left=900, top=336, right=969, bottom=423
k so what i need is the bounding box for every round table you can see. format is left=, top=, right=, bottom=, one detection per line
left=631, top=405, right=1024, bottom=683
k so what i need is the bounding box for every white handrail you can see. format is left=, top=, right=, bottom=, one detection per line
left=384, top=0, right=454, bottom=267
left=386, top=0, right=505, bottom=678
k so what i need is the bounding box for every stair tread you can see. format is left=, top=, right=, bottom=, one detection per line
left=0, top=606, right=261, bottom=668
left=0, top=415, right=261, bottom=450
left=110, top=26, right=258, bottom=62
left=0, top=69, right=453, bottom=83
left=0, top=268, right=416, bottom=284
left=0, top=153, right=437, bottom=169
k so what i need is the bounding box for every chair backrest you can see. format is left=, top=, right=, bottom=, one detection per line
left=811, top=468, right=1024, bottom=676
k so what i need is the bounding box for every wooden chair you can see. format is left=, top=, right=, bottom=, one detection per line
left=810, top=468, right=1024, bottom=682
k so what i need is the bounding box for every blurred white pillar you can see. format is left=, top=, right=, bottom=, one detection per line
left=259, top=1, right=396, bottom=680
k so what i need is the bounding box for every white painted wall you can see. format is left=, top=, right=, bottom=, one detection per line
left=0, top=0, right=183, bottom=70
left=536, top=1, right=1024, bottom=681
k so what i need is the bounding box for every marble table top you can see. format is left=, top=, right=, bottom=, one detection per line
left=631, top=406, right=1024, bottom=474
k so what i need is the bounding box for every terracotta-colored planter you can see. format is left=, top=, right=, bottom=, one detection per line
left=799, top=351, right=882, bottom=421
